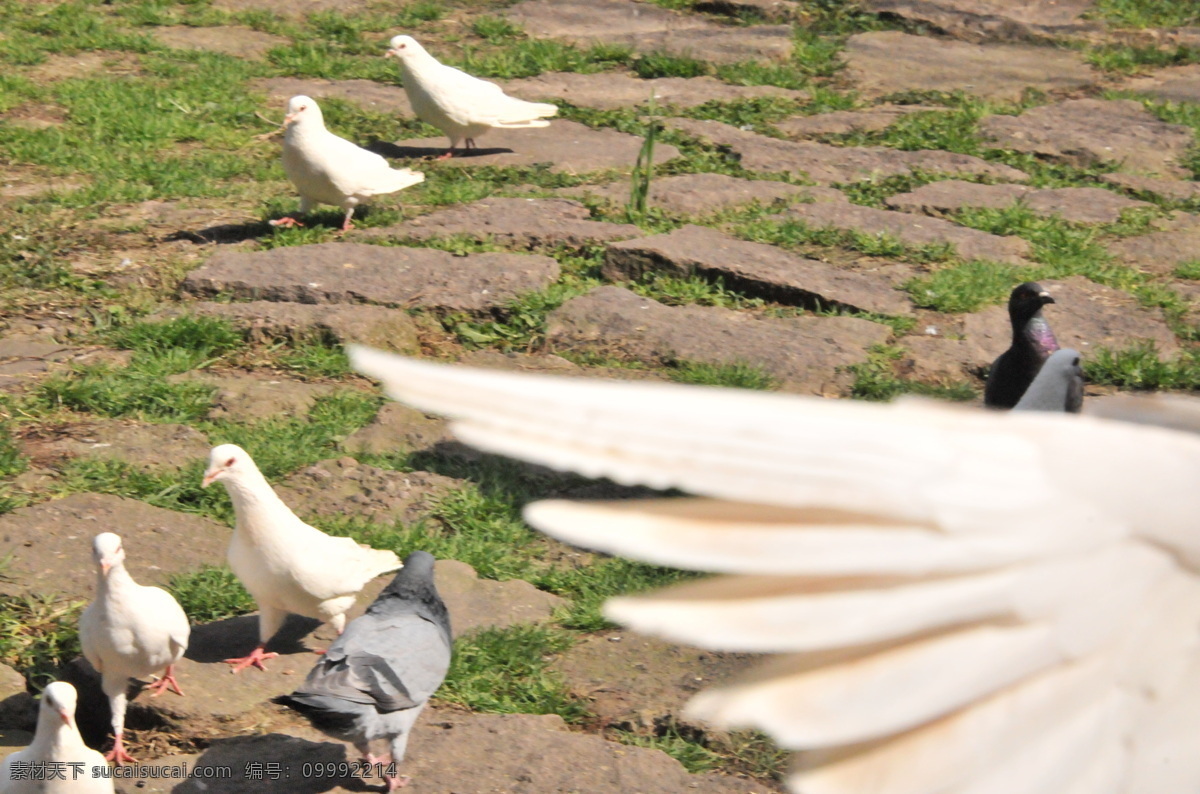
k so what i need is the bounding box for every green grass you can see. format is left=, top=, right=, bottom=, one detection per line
left=668, top=360, right=779, bottom=390
left=168, top=565, right=256, bottom=623
left=849, top=345, right=976, bottom=402
left=1084, top=343, right=1200, bottom=390
left=1087, top=43, right=1200, bottom=74
left=1090, top=0, right=1200, bottom=27
left=1174, top=261, right=1200, bottom=280
left=539, top=558, right=701, bottom=632
left=0, top=594, right=83, bottom=689
left=439, top=625, right=589, bottom=722
left=905, top=260, right=1017, bottom=313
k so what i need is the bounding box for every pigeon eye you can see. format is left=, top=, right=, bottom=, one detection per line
left=399, top=43, right=406, bottom=49
left=226, top=457, right=236, bottom=467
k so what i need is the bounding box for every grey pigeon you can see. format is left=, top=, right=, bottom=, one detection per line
left=274, top=551, right=451, bottom=792
left=1013, top=348, right=1084, bottom=413
left=984, top=282, right=1062, bottom=410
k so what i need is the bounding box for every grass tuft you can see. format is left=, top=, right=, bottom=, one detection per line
left=168, top=565, right=256, bottom=623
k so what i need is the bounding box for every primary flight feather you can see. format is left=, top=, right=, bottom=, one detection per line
left=202, top=444, right=402, bottom=672
left=386, top=35, right=557, bottom=159
left=350, top=345, right=1200, bottom=794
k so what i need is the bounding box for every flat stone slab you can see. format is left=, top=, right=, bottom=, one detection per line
left=212, top=0, right=372, bottom=15
left=385, top=119, right=680, bottom=174
left=885, top=180, right=1152, bottom=223
left=0, top=336, right=132, bottom=390
left=1121, top=64, right=1200, bottom=104
left=546, top=286, right=892, bottom=394
left=156, top=301, right=422, bottom=353
left=604, top=224, right=915, bottom=315
left=19, top=420, right=210, bottom=472
left=182, top=243, right=561, bottom=314
left=857, top=0, right=1100, bottom=43
left=961, top=276, right=1180, bottom=363
left=276, top=458, right=461, bottom=525
left=1108, top=215, right=1200, bottom=276
left=775, top=105, right=944, bottom=138
left=498, top=71, right=806, bottom=110
left=0, top=493, right=229, bottom=602
left=568, top=172, right=835, bottom=216
left=697, top=0, right=799, bottom=21
left=150, top=25, right=288, bottom=59
left=256, top=77, right=414, bottom=116
left=667, top=117, right=1027, bottom=184
left=173, top=372, right=338, bottom=423
left=844, top=31, right=1096, bottom=100
left=427, top=559, right=565, bottom=638
left=341, top=402, right=453, bottom=456
left=787, top=201, right=1032, bottom=263
left=361, top=197, right=643, bottom=249
left=504, top=0, right=793, bottom=63
left=980, top=99, right=1195, bottom=176
left=1101, top=173, right=1200, bottom=202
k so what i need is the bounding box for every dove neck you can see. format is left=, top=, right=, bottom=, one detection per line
left=222, top=470, right=293, bottom=528
left=33, top=714, right=85, bottom=757
left=96, top=563, right=136, bottom=596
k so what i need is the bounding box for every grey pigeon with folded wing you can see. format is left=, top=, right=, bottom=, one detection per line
left=1013, top=348, right=1084, bottom=413
left=274, top=551, right=451, bottom=792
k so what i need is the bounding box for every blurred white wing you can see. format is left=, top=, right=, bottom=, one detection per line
left=350, top=346, right=1200, bottom=794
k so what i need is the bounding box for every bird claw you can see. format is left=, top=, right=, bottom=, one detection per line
left=386, top=774, right=410, bottom=791
left=105, top=739, right=136, bottom=765
left=223, top=647, right=279, bottom=673
left=436, top=149, right=455, bottom=160
left=269, top=217, right=304, bottom=228
left=147, top=668, right=184, bottom=697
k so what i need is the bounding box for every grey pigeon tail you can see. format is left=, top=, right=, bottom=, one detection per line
left=984, top=282, right=1061, bottom=410
left=274, top=551, right=451, bottom=792
left=1013, top=348, right=1084, bottom=413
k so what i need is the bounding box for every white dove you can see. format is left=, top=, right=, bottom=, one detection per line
left=385, top=35, right=557, bottom=159
left=202, top=444, right=403, bottom=673
left=271, top=95, right=424, bottom=232
left=0, top=682, right=114, bottom=793
left=351, top=345, right=1200, bottom=794
left=78, top=532, right=189, bottom=765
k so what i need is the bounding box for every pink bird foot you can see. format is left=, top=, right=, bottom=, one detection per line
left=385, top=774, right=410, bottom=791
left=105, top=734, right=136, bottom=765
left=269, top=216, right=304, bottom=228
left=147, top=665, right=184, bottom=697
left=364, top=753, right=392, bottom=767
left=436, top=149, right=455, bottom=160
left=223, top=645, right=279, bottom=673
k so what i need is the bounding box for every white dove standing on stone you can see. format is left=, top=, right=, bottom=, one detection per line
left=385, top=35, right=557, bottom=159
left=202, top=444, right=403, bottom=673
left=351, top=346, right=1200, bottom=794
left=271, top=95, right=424, bottom=232
left=78, top=532, right=189, bottom=765
left=0, top=682, right=114, bottom=793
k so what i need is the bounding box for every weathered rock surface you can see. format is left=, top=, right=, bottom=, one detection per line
left=604, top=225, right=914, bottom=315
left=19, top=420, right=210, bottom=472
left=504, top=0, right=794, bottom=63
left=546, top=286, right=892, bottom=394
left=961, top=277, right=1180, bottom=362
left=362, top=198, right=643, bottom=249
left=775, top=105, right=943, bottom=138
left=256, top=76, right=414, bottom=116
left=697, top=0, right=799, bottom=21
left=386, top=119, right=680, bottom=174
left=155, top=301, right=422, bottom=353
left=857, top=0, right=1100, bottom=43
left=1101, top=173, right=1200, bottom=202
left=1121, top=64, right=1200, bottom=104
left=172, top=372, right=337, bottom=422
left=570, top=172, right=839, bottom=217
left=0, top=493, right=228, bottom=601
left=667, top=117, right=1027, bottom=184
left=212, top=0, right=372, bottom=15
left=182, top=243, right=560, bottom=314
left=0, top=336, right=132, bottom=390
left=1108, top=216, right=1200, bottom=276
left=885, top=180, right=1152, bottom=223
left=276, top=458, right=461, bottom=525
left=150, top=25, right=288, bottom=59
left=499, top=71, right=806, bottom=110
left=341, top=403, right=453, bottom=456
left=845, top=31, right=1096, bottom=100
left=980, top=99, right=1195, bottom=176
left=788, top=201, right=1032, bottom=263
left=427, top=559, right=565, bottom=638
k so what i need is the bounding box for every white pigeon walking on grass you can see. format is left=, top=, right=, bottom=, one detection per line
left=271, top=95, right=424, bottom=232
left=0, top=682, right=113, bottom=793
left=386, top=35, right=557, bottom=159
left=202, top=444, right=402, bottom=673
left=79, top=532, right=189, bottom=765
left=351, top=345, right=1200, bottom=794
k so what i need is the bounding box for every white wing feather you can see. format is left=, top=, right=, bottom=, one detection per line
left=349, top=346, right=1200, bottom=794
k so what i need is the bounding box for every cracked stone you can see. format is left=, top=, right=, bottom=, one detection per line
left=276, top=458, right=461, bottom=525
left=19, top=420, right=210, bottom=472
left=497, top=72, right=806, bottom=110
left=856, top=0, right=1100, bottom=43
left=172, top=372, right=338, bottom=423
left=885, top=180, right=1152, bottom=223
left=776, top=105, right=945, bottom=138
left=566, top=172, right=835, bottom=216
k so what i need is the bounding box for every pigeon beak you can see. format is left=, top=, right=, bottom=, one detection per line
left=101, top=561, right=112, bottom=575
left=384, top=48, right=397, bottom=58
left=58, top=708, right=71, bottom=726
left=1039, top=292, right=1055, bottom=305
left=201, top=469, right=220, bottom=488
left=283, top=112, right=298, bottom=126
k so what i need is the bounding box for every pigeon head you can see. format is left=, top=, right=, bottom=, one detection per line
left=1014, top=348, right=1084, bottom=413
left=202, top=443, right=256, bottom=488
left=40, top=681, right=76, bottom=727
left=373, top=551, right=436, bottom=605
left=283, top=95, right=323, bottom=128
left=1008, top=282, right=1054, bottom=324
left=91, top=532, right=125, bottom=576
left=385, top=34, right=425, bottom=62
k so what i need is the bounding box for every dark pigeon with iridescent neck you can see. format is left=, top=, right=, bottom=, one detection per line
left=274, top=551, right=451, bottom=792
left=984, top=282, right=1065, bottom=411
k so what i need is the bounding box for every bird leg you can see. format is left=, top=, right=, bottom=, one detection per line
left=340, top=207, right=355, bottom=233
left=436, top=147, right=456, bottom=161
left=465, top=138, right=476, bottom=150
left=269, top=216, right=305, bottom=228
left=223, top=644, right=279, bottom=673
left=147, top=664, right=184, bottom=697
left=364, top=752, right=392, bottom=766
left=105, top=732, right=136, bottom=765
